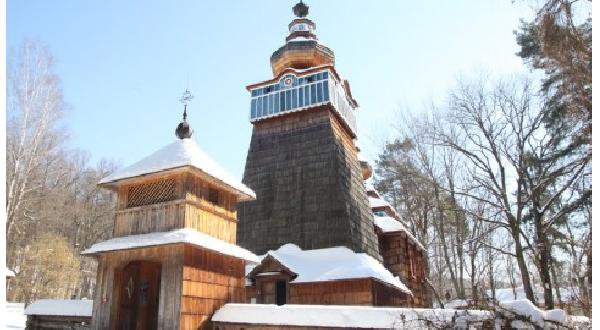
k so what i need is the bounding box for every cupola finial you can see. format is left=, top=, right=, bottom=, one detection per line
left=176, top=89, right=194, bottom=139
left=293, top=0, right=309, bottom=18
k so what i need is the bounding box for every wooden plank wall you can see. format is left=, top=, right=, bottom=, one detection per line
left=371, top=279, right=410, bottom=306
left=180, top=245, right=246, bottom=330
left=378, top=233, right=431, bottom=307
left=289, top=279, right=373, bottom=305
left=184, top=200, right=237, bottom=244
left=90, top=245, right=184, bottom=330
left=113, top=200, right=186, bottom=237
left=112, top=172, right=239, bottom=243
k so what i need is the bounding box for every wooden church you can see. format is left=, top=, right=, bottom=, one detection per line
left=82, top=2, right=430, bottom=329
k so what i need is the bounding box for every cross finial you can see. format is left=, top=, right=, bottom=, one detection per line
left=176, top=89, right=194, bottom=139
left=179, top=89, right=194, bottom=121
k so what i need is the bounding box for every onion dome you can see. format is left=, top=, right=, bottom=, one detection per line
left=270, top=1, right=334, bottom=76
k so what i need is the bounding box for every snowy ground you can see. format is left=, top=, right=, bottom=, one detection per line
left=5, top=303, right=26, bottom=330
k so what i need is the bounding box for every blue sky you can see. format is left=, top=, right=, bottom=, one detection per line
left=7, top=0, right=534, bottom=179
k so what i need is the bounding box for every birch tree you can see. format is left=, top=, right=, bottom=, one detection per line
left=6, top=40, right=66, bottom=238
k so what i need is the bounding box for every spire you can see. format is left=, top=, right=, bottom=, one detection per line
left=175, top=89, right=194, bottom=139
left=293, top=1, right=309, bottom=18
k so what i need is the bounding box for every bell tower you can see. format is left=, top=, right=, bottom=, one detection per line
left=237, top=2, right=381, bottom=260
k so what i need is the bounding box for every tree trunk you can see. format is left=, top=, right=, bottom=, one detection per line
left=533, top=210, right=554, bottom=309
left=549, top=259, right=563, bottom=311
left=511, top=227, right=536, bottom=304
left=432, top=185, right=462, bottom=299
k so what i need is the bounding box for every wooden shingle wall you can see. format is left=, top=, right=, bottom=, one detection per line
left=180, top=245, right=247, bottom=330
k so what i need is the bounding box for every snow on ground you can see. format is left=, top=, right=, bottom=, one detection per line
left=499, top=299, right=566, bottom=328
left=98, top=138, right=255, bottom=199
left=212, top=304, right=493, bottom=328
left=489, top=286, right=580, bottom=303
left=444, top=299, right=468, bottom=309
left=82, top=228, right=260, bottom=263
left=258, top=244, right=411, bottom=294
left=5, top=303, right=26, bottom=330
left=24, top=299, right=93, bottom=317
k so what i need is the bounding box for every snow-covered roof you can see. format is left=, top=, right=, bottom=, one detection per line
left=374, top=215, right=425, bottom=251
left=6, top=266, right=15, bottom=277
left=24, top=299, right=93, bottom=317
left=212, top=304, right=493, bottom=328
left=6, top=302, right=26, bottom=329
left=364, top=181, right=375, bottom=192
left=374, top=215, right=408, bottom=233
left=98, top=138, right=255, bottom=200
left=368, top=196, right=390, bottom=209
left=255, top=244, right=411, bottom=294
left=82, top=228, right=260, bottom=263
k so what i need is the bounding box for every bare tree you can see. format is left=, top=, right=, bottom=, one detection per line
left=6, top=40, right=66, bottom=238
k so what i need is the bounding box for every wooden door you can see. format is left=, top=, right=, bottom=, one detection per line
left=276, top=280, right=287, bottom=306
left=116, top=261, right=161, bottom=330
left=136, top=262, right=161, bottom=330
left=117, top=262, right=140, bottom=330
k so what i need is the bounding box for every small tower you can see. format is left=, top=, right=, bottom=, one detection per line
left=83, top=92, right=258, bottom=329
left=237, top=2, right=381, bottom=260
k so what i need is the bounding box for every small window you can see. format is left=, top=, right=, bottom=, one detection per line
left=208, top=188, right=220, bottom=205
left=291, top=89, right=298, bottom=108
left=298, top=87, right=304, bottom=107
left=279, top=91, right=285, bottom=112
left=316, top=82, right=323, bottom=102
left=274, top=93, right=280, bottom=113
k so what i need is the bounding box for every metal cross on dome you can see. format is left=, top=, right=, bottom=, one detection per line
left=179, top=89, right=194, bottom=121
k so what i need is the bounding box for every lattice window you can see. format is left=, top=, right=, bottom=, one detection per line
left=126, top=179, right=176, bottom=208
